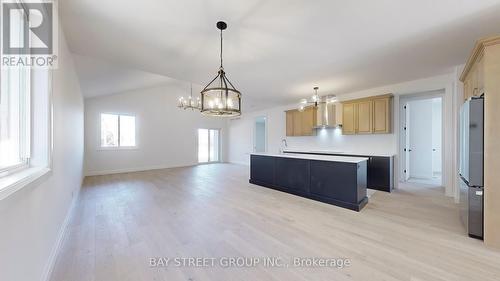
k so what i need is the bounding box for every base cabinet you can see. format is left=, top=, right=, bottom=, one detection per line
left=250, top=155, right=275, bottom=184
left=283, top=151, right=393, bottom=192
left=250, top=155, right=368, bottom=211
left=310, top=161, right=367, bottom=204
left=275, top=158, right=310, bottom=193
left=366, top=156, right=393, bottom=192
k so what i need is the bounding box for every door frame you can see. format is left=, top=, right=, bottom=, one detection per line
left=253, top=116, right=268, bottom=153
left=399, top=90, right=445, bottom=185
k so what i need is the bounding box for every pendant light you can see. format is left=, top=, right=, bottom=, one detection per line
left=298, top=87, right=337, bottom=111
left=200, top=21, right=242, bottom=117
left=178, top=83, right=201, bottom=110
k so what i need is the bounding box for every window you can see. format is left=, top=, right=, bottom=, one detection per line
left=0, top=8, right=31, bottom=175
left=100, top=113, right=136, bottom=148
left=198, top=129, right=220, bottom=163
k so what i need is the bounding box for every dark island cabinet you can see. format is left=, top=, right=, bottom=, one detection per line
left=275, top=158, right=310, bottom=193
left=250, top=155, right=275, bottom=184
left=283, top=151, right=393, bottom=192
left=310, top=161, right=367, bottom=204
left=366, top=156, right=393, bottom=192
left=250, top=154, right=368, bottom=212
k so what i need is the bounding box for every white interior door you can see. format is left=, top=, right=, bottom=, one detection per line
left=408, top=100, right=433, bottom=179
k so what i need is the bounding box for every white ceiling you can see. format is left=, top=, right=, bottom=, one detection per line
left=62, top=0, right=500, bottom=108
left=73, top=55, right=174, bottom=98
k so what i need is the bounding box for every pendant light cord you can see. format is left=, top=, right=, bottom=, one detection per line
left=220, top=29, right=223, bottom=69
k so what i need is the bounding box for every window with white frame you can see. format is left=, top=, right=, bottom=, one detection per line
left=100, top=113, right=136, bottom=148
left=0, top=7, right=31, bottom=175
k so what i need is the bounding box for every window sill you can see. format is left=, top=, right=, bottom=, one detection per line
left=0, top=167, right=51, bottom=201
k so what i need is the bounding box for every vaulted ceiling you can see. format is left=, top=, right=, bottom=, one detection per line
left=62, top=0, right=500, bottom=109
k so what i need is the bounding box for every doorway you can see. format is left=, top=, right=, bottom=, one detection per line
left=401, top=95, right=443, bottom=186
left=254, top=116, right=267, bottom=153
left=198, top=128, right=220, bottom=163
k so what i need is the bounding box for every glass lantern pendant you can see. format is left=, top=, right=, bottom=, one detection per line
left=200, top=21, right=242, bottom=117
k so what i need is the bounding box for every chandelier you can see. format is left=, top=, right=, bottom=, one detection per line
left=200, top=21, right=242, bottom=117
left=298, top=87, right=337, bottom=111
left=178, top=83, right=201, bottom=110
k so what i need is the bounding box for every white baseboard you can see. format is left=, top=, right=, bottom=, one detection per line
left=85, top=163, right=196, bottom=176
left=41, top=191, right=79, bottom=281
left=229, top=160, right=249, bottom=166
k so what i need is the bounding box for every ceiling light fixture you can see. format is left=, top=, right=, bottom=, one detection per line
left=298, top=87, right=336, bottom=111
left=200, top=21, right=242, bottom=117
left=178, top=83, right=201, bottom=110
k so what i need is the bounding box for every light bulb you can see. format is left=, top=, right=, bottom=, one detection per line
left=227, top=98, right=234, bottom=108
left=208, top=100, right=214, bottom=108
left=312, top=95, right=318, bottom=102
left=218, top=102, right=223, bottom=109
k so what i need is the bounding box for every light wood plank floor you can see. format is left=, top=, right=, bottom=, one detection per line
left=51, top=163, right=500, bottom=281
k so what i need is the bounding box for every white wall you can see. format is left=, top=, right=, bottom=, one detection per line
left=432, top=98, right=442, bottom=174
left=228, top=72, right=460, bottom=198
left=84, top=83, right=228, bottom=176
left=0, top=27, right=84, bottom=281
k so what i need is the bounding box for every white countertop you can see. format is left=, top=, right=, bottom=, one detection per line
left=251, top=152, right=368, bottom=163
left=282, top=149, right=395, bottom=158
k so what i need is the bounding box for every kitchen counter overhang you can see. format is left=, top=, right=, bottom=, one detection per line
left=249, top=153, right=369, bottom=211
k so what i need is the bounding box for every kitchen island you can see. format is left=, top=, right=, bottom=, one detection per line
left=249, top=153, right=369, bottom=211
left=283, top=150, right=394, bottom=192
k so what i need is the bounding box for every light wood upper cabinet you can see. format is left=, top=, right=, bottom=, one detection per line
left=341, top=94, right=393, bottom=135
left=459, top=37, right=500, bottom=102
left=286, top=111, right=294, bottom=136
left=463, top=78, right=471, bottom=101
left=373, top=96, right=392, bottom=134
left=335, top=103, right=343, bottom=125
left=292, top=110, right=302, bottom=136
left=477, top=56, right=484, bottom=92
left=341, top=103, right=356, bottom=135
left=356, top=100, right=373, bottom=134
left=301, top=106, right=316, bottom=136
left=285, top=107, right=317, bottom=136
left=466, top=55, right=484, bottom=99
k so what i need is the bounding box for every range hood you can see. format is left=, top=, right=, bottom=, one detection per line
left=314, top=102, right=339, bottom=128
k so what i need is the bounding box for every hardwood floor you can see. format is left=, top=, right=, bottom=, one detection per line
left=51, top=163, right=500, bottom=281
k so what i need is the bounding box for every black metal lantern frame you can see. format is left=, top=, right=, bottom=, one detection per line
left=200, top=21, right=242, bottom=117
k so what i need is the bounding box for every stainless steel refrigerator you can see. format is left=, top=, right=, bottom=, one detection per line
left=459, top=96, right=484, bottom=239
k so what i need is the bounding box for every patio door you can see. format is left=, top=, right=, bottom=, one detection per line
left=198, top=129, right=220, bottom=163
